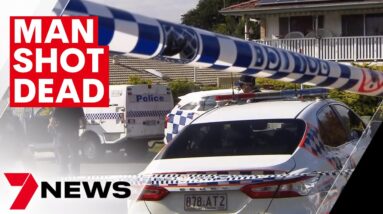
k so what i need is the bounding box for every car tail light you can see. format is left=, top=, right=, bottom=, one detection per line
left=164, top=114, right=169, bottom=128
left=241, top=176, right=317, bottom=199
left=138, top=185, right=169, bottom=201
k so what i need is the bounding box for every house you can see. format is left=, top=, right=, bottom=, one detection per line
left=220, top=0, right=383, bottom=62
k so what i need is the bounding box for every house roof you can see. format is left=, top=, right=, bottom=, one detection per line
left=221, top=0, right=383, bottom=16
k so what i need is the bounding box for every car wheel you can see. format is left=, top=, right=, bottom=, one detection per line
left=81, top=139, right=103, bottom=161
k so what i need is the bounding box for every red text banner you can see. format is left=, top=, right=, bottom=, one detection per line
left=10, top=16, right=109, bottom=107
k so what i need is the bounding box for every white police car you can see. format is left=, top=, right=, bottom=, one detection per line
left=132, top=89, right=368, bottom=213
left=164, top=89, right=241, bottom=144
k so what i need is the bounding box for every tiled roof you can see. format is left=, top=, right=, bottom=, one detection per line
left=221, top=0, right=368, bottom=12
left=221, top=0, right=260, bottom=11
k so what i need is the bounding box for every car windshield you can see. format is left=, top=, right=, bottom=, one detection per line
left=159, top=119, right=306, bottom=159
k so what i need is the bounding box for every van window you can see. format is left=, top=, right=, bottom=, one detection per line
left=317, top=106, right=348, bottom=147
left=158, top=119, right=305, bottom=159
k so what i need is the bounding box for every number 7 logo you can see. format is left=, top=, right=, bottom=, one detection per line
left=4, top=173, right=38, bottom=210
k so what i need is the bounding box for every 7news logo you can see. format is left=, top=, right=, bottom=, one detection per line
left=4, top=173, right=131, bottom=210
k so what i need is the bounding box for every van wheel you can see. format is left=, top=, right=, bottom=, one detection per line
left=81, top=139, right=102, bottom=161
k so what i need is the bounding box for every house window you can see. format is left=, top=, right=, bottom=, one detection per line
left=279, top=17, right=289, bottom=38
left=279, top=15, right=324, bottom=38
left=366, top=14, right=383, bottom=36
left=342, top=15, right=364, bottom=36
left=342, top=13, right=383, bottom=36
left=290, top=16, right=313, bottom=35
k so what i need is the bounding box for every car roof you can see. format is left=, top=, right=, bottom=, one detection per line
left=179, top=89, right=240, bottom=101
left=193, top=100, right=316, bottom=124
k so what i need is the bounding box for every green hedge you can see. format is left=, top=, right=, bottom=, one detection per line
left=168, top=79, right=200, bottom=103
left=256, top=64, right=383, bottom=116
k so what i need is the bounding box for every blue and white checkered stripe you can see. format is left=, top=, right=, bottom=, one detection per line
left=126, top=110, right=169, bottom=118
left=86, top=113, right=120, bottom=120
left=63, top=0, right=164, bottom=59
left=165, top=110, right=196, bottom=143
left=304, top=126, right=344, bottom=170
left=62, top=0, right=383, bottom=97
left=62, top=169, right=354, bottom=187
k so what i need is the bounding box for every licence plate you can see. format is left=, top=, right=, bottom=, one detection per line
left=184, top=193, right=227, bottom=211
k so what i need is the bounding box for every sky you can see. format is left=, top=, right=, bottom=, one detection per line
left=91, top=0, right=200, bottom=23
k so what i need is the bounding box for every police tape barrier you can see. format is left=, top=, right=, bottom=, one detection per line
left=61, top=169, right=354, bottom=186
left=62, top=0, right=383, bottom=97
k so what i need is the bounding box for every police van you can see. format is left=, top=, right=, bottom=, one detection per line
left=80, top=84, right=174, bottom=159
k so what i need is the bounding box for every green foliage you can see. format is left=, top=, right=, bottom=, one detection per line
left=352, top=62, right=383, bottom=71
left=256, top=78, right=298, bottom=90
left=256, top=75, right=382, bottom=116
left=328, top=89, right=381, bottom=117
left=168, top=79, right=200, bottom=103
left=127, top=75, right=152, bottom=85
left=182, top=0, right=259, bottom=40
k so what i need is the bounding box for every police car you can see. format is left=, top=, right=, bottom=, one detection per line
left=164, top=89, right=241, bottom=144
left=132, top=88, right=368, bottom=214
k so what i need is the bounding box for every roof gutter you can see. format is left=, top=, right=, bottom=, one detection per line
left=220, top=2, right=383, bottom=16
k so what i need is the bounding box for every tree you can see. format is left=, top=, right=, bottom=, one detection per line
left=182, top=0, right=259, bottom=40
left=168, top=79, right=200, bottom=103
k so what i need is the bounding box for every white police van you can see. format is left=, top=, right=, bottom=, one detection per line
left=81, top=84, right=174, bottom=159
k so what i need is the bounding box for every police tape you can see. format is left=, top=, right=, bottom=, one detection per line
left=62, top=0, right=383, bottom=97
left=61, top=169, right=354, bottom=186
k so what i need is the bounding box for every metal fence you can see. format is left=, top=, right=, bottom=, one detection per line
left=255, top=36, right=383, bottom=62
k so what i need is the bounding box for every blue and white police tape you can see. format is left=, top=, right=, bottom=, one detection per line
left=61, top=0, right=383, bottom=97
left=61, top=169, right=354, bottom=186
